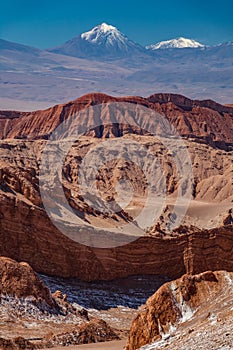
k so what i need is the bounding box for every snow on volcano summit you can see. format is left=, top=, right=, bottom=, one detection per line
left=80, top=22, right=133, bottom=49
left=50, top=23, right=144, bottom=58
left=146, top=37, right=205, bottom=50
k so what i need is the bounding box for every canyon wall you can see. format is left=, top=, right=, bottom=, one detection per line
left=0, top=190, right=232, bottom=280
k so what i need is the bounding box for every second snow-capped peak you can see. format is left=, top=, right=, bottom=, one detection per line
left=147, top=37, right=205, bottom=50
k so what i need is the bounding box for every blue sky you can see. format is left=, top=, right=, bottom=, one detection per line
left=0, top=0, right=232, bottom=48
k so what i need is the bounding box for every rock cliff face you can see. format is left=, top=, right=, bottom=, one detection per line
left=125, top=270, right=233, bottom=350
left=0, top=190, right=233, bottom=280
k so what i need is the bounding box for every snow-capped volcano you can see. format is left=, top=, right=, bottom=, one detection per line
left=147, top=37, right=205, bottom=50
left=81, top=23, right=126, bottom=47
left=49, top=23, right=145, bottom=59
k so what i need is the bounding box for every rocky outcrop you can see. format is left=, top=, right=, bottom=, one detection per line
left=147, top=93, right=233, bottom=114
left=0, top=93, right=232, bottom=148
left=223, top=209, right=233, bottom=226
left=0, top=256, right=55, bottom=307
left=0, top=337, right=36, bottom=350
left=49, top=319, right=120, bottom=347
left=0, top=256, right=121, bottom=348
left=125, top=270, right=233, bottom=350
left=0, top=256, right=86, bottom=319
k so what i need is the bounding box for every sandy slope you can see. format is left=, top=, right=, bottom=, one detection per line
left=46, top=339, right=126, bottom=350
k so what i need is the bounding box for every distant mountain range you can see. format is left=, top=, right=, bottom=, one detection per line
left=0, top=23, right=232, bottom=109
left=48, top=22, right=220, bottom=59
left=1, top=22, right=232, bottom=62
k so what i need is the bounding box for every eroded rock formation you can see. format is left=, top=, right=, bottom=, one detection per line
left=0, top=257, right=121, bottom=348
left=49, top=319, right=120, bottom=347
left=0, top=93, right=233, bottom=149
left=0, top=256, right=55, bottom=307
left=125, top=270, right=233, bottom=350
